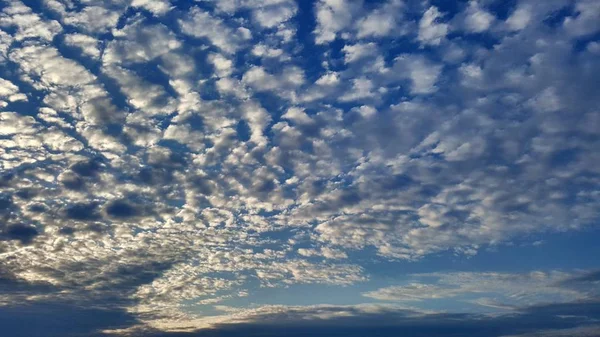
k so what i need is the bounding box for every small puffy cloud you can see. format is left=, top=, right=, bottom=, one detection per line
left=563, top=0, right=600, bottom=37
left=208, top=53, right=234, bottom=77
left=0, top=78, right=26, bottom=107
left=339, top=77, right=377, bottom=101
left=462, top=0, right=495, bottom=33
left=418, top=6, right=448, bottom=46
left=252, top=3, right=297, bottom=28
left=131, top=0, right=172, bottom=16
left=393, top=55, right=443, bottom=94
left=104, top=21, right=181, bottom=65
left=251, top=44, right=285, bottom=59
left=60, top=6, right=121, bottom=34
left=0, top=1, right=62, bottom=41
left=342, top=42, right=378, bottom=63
left=242, top=65, right=305, bottom=100
left=179, top=7, right=252, bottom=53
left=242, top=66, right=279, bottom=91
left=355, top=0, right=405, bottom=39
left=63, top=33, right=101, bottom=58
left=10, top=43, right=96, bottom=88
left=102, top=65, right=176, bottom=116
left=315, top=72, right=340, bottom=86
left=206, top=0, right=297, bottom=29
left=282, top=107, right=314, bottom=125
left=506, top=5, right=532, bottom=31
left=313, top=0, right=356, bottom=44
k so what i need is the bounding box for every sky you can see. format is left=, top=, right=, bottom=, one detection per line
left=0, top=0, right=599, bottom=336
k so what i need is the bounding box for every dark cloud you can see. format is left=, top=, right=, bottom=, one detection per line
left=65, top=202, right=101, bottom=221
left=27, top=204, right=46, bottom=213
left=0, top=194, right=13, bottom=212
left=71, top=158, right=103, bottom=177
left=105, top=200, right=139, bottom=218
left=15, top=188, right=37, bottom=200
left=58, top=226, right=76, bottom=235
left=62, top=174, right=85, bottom=190
left=0, top=303, right=138, bottom=337
left=103, top=301, right=600, bottom=337
left=1, top=224, right=39, bottom=244
left=566, top=270, right=600, bottom=283
left=558, top=269, right=600, bottom=294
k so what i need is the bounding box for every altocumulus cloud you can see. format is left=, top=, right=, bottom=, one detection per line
left=0, top=0, right=599, bottom=336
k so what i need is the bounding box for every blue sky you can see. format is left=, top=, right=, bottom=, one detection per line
left=0, top=0, right=599, bottom=336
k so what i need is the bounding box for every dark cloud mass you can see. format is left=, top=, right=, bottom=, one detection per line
left=105, top=200, right=139, bottom=218
left=1, top=223, right=39, bottom=244
left=0, top=0, right=599, bottom=336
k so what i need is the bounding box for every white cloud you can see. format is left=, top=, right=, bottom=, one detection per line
left=104, top=21, right=181, bottom=65
left=208, top=53, right=234, bottom=77
left=131, top=0, right=172, bottom=16
left=0, top=78, right=26, bottom=107
left=339, top=77, right=376, bottom=101
left=206, top=0, right=297, bottom=29
left=355, top=0, right=404, bottom=38
left=179, top=7, right=252, bottom=54
left=0, top=30, right=12, bottom=60
left=63, top=33, right=101, bottom=58
left=342, top=42, right=377, bottom=63
left=506, top=5, right=532, bottom=31
left=363, top=270, right=594, bottom=309
left=242, top=65, right=305, bottom=100
left=418, top=6, right=448, bottom=46
left=313, top=0, right=356, bottom=44
left=463, top=0, right=495, bottom=33
left=10, top=43, right=96, bottom=88
left=393, top=55, right=443, bottom=94
left=282, top=107, right=314, bottom=125
left=251, top=44, right=285, bottom=59
left=242, top=66, right=279, bottom=91
left=252, top=3, right=297, bottom=28
left=0, top=111, right=37, bottom=136
left=563, top=0, right=600, bottom=37
left=103, top=65, right=176, bottom=116
left=315, top=72, right=340, bottom=86
left=0, top=1, right=62, bottom=41
left=61, top=6, right=121, bottom=33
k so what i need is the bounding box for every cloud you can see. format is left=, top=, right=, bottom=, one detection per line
left=462, top=1, right=495, bottom=33
left=1, top=0, right=599, bottom=336
left=0, top=1, right=62, bottom=41
left=355, top=0, right=406, bottom=38
left=506, top=5, right=532, bottom=31
left=103, top=20, right=181, bottom=65
left=63, top=33, right=101, bottom=59
left=501, top=325, right=600, bottom=337
left=46, top=2, right=122, bottom=34
left=363, top=270, right=599, bottom=310
left=131, top=0, right=173, bottom=16
left=179, top=7, right=252, bottom=54
left=392, top=55, right=443, bottom=94
left=418, top=6, right=448, bottom=46
left=103, top=301, right=600, bottom=337
left=313, top=0, right=357, bottom=44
